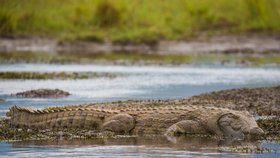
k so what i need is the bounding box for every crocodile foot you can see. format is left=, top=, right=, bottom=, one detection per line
left=165, top=120, right=207, bottom=137
left=102, top=113, right=135, bottom=134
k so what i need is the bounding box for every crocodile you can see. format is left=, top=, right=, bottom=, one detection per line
left=6, top=104, right=264, bottom=139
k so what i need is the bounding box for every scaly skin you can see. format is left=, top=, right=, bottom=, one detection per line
left=7, top=104, right=264, bottom=139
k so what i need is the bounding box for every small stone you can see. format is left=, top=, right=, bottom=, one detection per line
left=27, top=129, right=32, bottom=132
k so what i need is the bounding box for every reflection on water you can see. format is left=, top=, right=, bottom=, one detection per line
left=1, top=136, right=279, bottom=158
left=0, top=136, right=264, bottom=158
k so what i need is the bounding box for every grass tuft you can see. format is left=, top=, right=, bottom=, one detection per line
left=244, top=0, right=280, bottom=31
left=0, top=10, right=17, bottom=35
left=94, top=1, right=122, bottom=27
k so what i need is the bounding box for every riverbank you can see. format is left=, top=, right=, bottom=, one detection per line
left=0, top=72, right=117, bottom=80
left=1, top=35, right=280, bottom=54
left=1, top=35, right=280, bottom=65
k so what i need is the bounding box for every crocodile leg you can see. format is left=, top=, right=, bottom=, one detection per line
left=102, top=113, right=135, bottom=134
left=165, top=120, right=207, bottom=136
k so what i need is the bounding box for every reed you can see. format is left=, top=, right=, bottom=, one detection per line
left=0, top=0, right=279, bottom=41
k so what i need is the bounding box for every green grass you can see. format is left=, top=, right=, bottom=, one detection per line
left=0, top=51, right=279, bottom=65
left=0, top=52, right=193, bottom=64
left=0, top=0, right=280, bottom=42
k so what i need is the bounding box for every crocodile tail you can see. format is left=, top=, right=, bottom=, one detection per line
left=7, top=105, right=106, bottom=129
left=6, top=105, right=22, bottom=117
left=7, top=105, right=36, bottom=127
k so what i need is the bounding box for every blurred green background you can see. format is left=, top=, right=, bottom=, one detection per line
left=0, top=0, right=280, bottom=43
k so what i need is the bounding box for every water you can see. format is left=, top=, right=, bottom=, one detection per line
left=0, top=64, right=280, bottom=157
left=0, top=136, right=279, bottom=158
left=0, top=141, right=242, bottom=158
left=1, top=137, right=279, bottom=158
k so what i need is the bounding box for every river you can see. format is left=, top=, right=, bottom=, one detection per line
left=0, top=64, right=280, bottom=157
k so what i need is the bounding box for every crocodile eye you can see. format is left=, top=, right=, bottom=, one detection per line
left=231, top=124, right=242, bottom=130
left=229, top=114, right=239, bottom=119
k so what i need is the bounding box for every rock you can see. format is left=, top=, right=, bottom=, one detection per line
left=27, top=129, right=32, bottom=132
left=12, top=88, right=70, bottom=98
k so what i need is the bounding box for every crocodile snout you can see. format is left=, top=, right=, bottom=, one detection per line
left=250, top=127, right=264, bottom=136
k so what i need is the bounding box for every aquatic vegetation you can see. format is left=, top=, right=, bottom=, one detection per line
left=0, top=51, right=193, bottom=64
left=245, top=56, right=280, bottom=65
left=0, top=72, right=117, bottom=80
left=0, top=51, right=280, bottom=65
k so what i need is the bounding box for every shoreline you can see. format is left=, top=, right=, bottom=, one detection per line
left=1, top=35, right=280, bottom=66
left=1, top=35, right=280, bottom=55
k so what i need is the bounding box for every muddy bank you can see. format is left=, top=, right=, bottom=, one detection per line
left=0, top=35, right=280, bottom=55
left=187, top=86, right=280, bottom=116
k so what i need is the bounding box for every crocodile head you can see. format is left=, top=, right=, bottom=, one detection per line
left=218, top=111, right=264, bottom=139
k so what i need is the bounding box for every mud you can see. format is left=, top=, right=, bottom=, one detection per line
left=187, top=86, right=280, bottom=116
